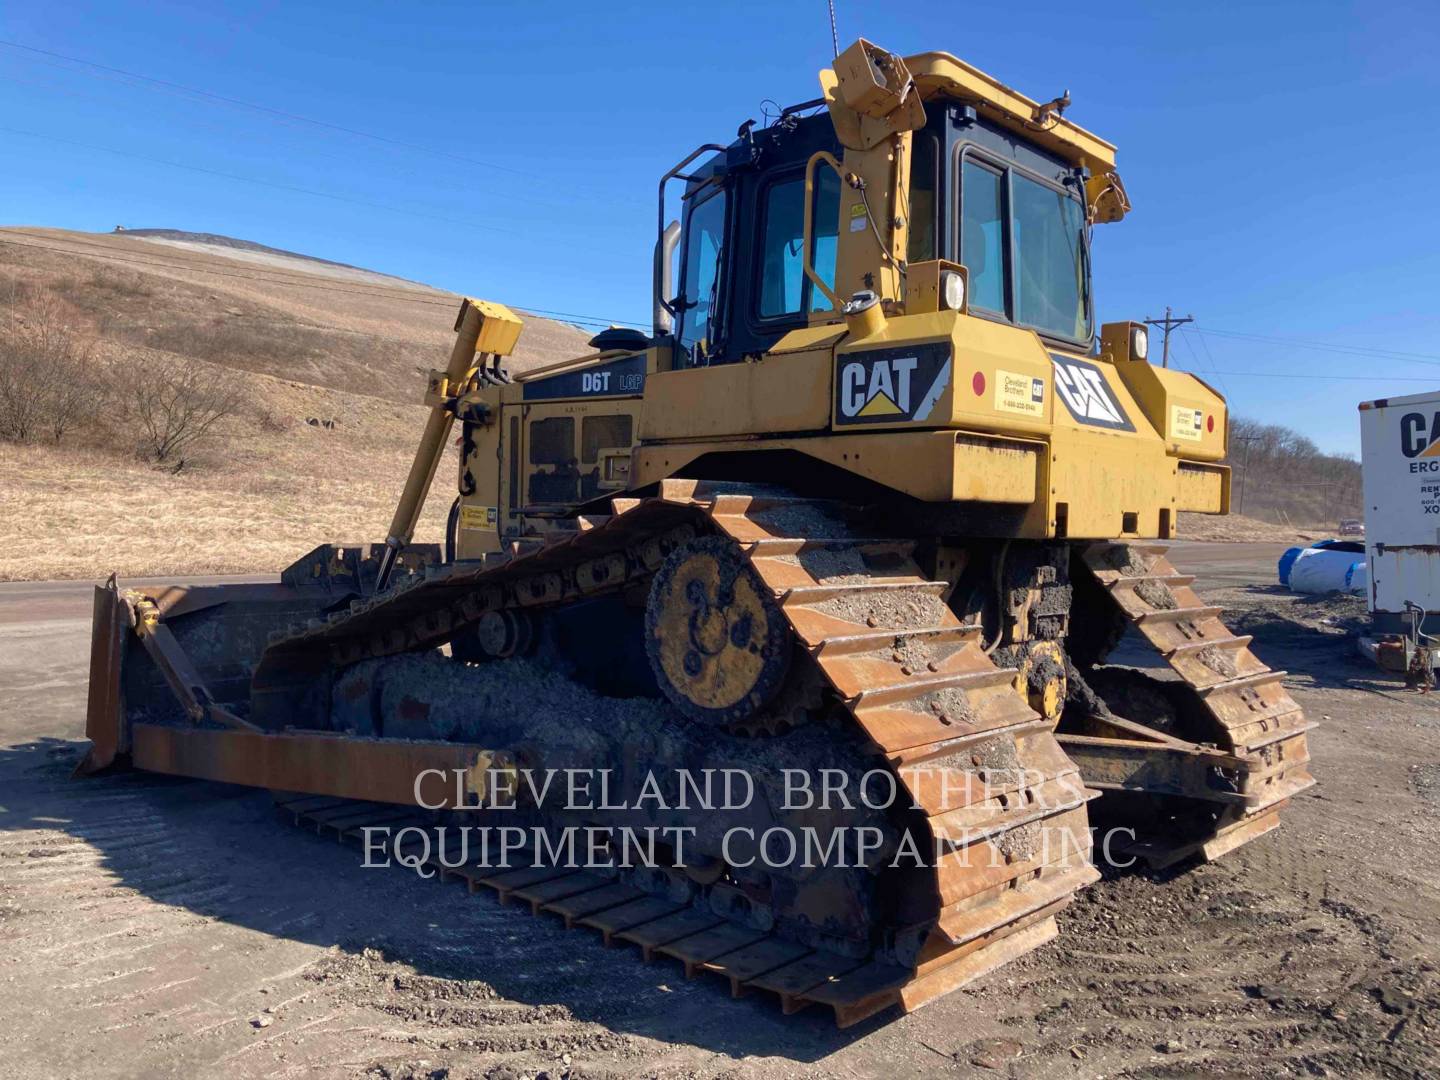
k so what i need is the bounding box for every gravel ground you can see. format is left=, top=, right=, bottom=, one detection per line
left=1, top=546, right=1437, bottom=1078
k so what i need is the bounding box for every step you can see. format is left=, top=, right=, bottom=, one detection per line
left=699, top=937, right=813, bottom=996
left=850, top=668, right=1019, bottom=709
left=1110, top=573, right=1196, bottom=589
left=1135, top=604, right=1224, bottom=625
left=782, top=580, right=948, bottom=606
left=747, top=537, right=912, bottom=558
left=1240, top=716, right=1317, bottom=751
left=1197, top=669, right=1288, bottom=698
left=812, top=624, right=982, bottom=658
left=1166, top=633, right=1253, bottom=657
left=880, top=714, right=1049, bottom=767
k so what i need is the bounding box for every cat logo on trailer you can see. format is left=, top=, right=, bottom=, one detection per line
left=1400, top=411, right=1440, bottom=471
left=835, top=343, right=951, bottom=426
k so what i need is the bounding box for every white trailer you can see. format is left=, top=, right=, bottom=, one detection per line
left=1359, top=390, right=1440, bottom=661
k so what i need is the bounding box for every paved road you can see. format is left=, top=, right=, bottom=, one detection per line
left=1165, top=540, right=1287, bottom=587
left=0, top=574, right=270, bottom=744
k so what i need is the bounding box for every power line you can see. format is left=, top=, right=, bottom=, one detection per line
left=2, top=228, right=649, bottom=327
left=1176, top=368, right=1438, bottom=383
left=0, top=68, right=595, bottom=218
left=0, top=233, right=648, bottom=329
left=0, top=125, right=518, bottom=237
left=3, top=228, right=453, bottom=303
left=0, top=38, right=534, bottom=179
left=1192, top=325, right=1440, bottom=367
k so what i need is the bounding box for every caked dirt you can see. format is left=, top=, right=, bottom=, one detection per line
left=0, top=546, right=1437, bottom=1078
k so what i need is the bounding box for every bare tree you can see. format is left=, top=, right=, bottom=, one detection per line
left=0, top=294, right=98, bottom=443
left=126, top=356, right=246, bottom=463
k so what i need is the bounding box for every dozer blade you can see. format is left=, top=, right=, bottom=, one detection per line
left=77, top=578, right=129, bottom=775
left=1070, top=542, right=1315, bottom=868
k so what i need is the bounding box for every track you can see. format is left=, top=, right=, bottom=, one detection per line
left=251, top=479, right=1099, bottom=1026
left=1073, top=542, right=1316, bottom=866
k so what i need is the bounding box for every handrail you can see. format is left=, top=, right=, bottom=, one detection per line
left=803, top=150, right=844, bottom=310
left=654, top=143, right=728, bottom=328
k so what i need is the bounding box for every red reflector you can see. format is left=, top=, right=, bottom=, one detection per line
left=1206, top=415, right=1215, bottom=433
left=972, top=371, right=986, bottom=396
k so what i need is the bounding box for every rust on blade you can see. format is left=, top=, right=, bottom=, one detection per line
left=131, top=723, right=515, bottom=808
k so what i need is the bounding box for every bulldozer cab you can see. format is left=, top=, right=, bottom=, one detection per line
left=659, top=108, right=845, bottom=369
left=659, top=86, right=1097, bottom=369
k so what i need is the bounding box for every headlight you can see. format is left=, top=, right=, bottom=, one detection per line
left=1131, top=325, right=1149, bottom=361
left=940, top=270, right=966, bottom=312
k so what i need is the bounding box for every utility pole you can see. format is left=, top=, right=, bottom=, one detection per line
left=1144, top=306, right=1195, bottom=368
left=1233, top=434, right=1260, bottom=516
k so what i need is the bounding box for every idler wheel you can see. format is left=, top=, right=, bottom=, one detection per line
left=644, top=536, right=792, bottom=726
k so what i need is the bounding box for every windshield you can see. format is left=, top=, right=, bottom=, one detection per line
left=960, top=154, right=1090, bottom=343
left=1013, top=173, right=1088, bottom=341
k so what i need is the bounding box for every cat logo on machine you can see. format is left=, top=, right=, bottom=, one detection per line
left=835, top=342, right=951, bottom=425
left=1400, top=411, right=1440, bottom=471
left=1050, top=354, right=1135, bottom=432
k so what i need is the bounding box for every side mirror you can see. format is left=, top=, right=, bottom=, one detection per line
left=653, top=220, right=681, bottom=336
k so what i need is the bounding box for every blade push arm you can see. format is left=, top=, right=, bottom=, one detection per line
left=376, top=298, right=522, bottom=591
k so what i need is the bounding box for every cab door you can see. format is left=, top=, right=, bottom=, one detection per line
left=673, top=184, right=728, bottom=368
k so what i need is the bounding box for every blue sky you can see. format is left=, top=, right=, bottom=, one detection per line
left=3, top=0, right=1438, bottom=457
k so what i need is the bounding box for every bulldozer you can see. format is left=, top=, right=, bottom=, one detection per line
left=79, top=40, right=1314, bottom=1027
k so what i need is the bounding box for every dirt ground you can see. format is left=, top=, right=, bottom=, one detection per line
left=1, top=543, right=1437, bottom=1079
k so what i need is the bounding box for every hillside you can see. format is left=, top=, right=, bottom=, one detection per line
left=0, top=227, right=589, bottom=581
left=1220, top=416, right=1363, bottom=531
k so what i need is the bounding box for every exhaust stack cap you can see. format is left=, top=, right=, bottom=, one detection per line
left=842, top=290, right=886, bottom=338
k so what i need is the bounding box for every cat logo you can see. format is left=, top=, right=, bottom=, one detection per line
left=1401, top=411, right=1440, bottom=471
left=835, top=342, right=951, bottom=426
left=1050, top=354, right=1135, bottom=432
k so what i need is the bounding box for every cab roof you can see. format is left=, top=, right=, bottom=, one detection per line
left=905, top=50, right=1117, bottom=175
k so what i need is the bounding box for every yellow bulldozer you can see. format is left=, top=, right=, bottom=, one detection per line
left=80, top=40, right=1314, bottom=1027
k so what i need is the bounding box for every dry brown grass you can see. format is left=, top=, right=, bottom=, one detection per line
left=1177, top=512, right=1319, bottom=544
left=0, top=228, right=588, bottom=581
left=0, top=374, right=458, bottom=581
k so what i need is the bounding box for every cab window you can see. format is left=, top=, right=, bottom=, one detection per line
left=961, top=160, right=1005, bottom=313
left=756, top=168, right=840, bottom=319
left=1012, top=171, right=1088, bottom=341
left=677, top=188, right=726, bottom=366
left=907, top=131, right=939, bottom=264
left=959, top=153, right=1091, bottom=343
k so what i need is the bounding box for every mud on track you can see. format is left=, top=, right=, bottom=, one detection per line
left=0, top=549, right=1437, bottom=1078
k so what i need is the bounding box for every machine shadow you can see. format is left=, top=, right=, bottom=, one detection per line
left=1, top=736, right=881, bottom=1062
